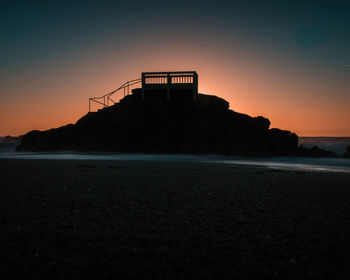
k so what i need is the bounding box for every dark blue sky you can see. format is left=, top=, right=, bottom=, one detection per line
left=2, top=0, right=349, bottom=69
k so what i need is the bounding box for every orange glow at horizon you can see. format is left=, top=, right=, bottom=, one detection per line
left=1, top=37, right=349, bottom=137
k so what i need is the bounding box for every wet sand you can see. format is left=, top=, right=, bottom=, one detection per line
left=0, top=159, right=350, bottom=279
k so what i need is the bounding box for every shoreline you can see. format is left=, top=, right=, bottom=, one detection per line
left=1, top=152, right=350, bottom=174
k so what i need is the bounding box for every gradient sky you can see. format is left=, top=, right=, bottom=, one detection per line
left=1, top=0, right=349, bottom=136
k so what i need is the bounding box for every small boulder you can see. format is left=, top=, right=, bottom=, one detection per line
left=344, top=145, right=350, bottom=158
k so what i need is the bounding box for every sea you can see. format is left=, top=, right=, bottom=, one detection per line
left=1, top=137, right=350, bottom=173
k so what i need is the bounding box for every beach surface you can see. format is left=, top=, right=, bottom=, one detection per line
left=1, top=159, right=350, bottom=279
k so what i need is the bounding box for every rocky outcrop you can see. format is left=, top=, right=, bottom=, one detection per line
left=1, top=135, right=23, bottom=143
left=268, top=128, right=298, bottom=156
left=344, top=146, right=350, bottom=158
left=17, top=91, right=299, bottom=156
left=17, top=125, right=74, bottom=151
left=297, top=145, right=337, bottom=158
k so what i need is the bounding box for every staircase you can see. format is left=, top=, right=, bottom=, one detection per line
left=89, top=78, right=141, bottom=112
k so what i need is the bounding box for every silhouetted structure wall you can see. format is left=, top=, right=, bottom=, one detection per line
left=141, top=71, right=198, bottom=101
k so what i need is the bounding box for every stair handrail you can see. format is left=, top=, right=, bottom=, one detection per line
left=89, top=78, right=141, bottom=112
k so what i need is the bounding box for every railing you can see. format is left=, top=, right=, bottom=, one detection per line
left=89, top=78, right=141, bottom=112
left=141, top=71, right=198, bottom=101
left=89, top=72, right=198, bottom=111
left=142, top=71, right=198, bottom=88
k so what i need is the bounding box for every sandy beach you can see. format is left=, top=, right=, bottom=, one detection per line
left=1, top=159, right=350, bottom=279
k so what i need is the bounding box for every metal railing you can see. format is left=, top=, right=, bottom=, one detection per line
left=142, top=71, right=198, bottom=88
left=141, top=71, right=198, bottom=101
left=89, top=71, right=198, bottom=111
left=89, top=78, right=141, bottom=112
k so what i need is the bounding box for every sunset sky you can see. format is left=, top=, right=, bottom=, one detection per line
left=1, top=0, right=349, bottom=136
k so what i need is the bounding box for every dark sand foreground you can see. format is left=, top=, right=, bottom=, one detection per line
left=1, top=159, right=350, bottom=279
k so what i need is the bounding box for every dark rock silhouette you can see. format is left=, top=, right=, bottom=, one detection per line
left=17, top=91, right=300, bottom=156
left=344, top=146, right=350, bottom=158
left=297, top=145, right=337, bottom=158
left=1, top=135, right=23, bottom=143
left=268, top=128, right=298, bottom=156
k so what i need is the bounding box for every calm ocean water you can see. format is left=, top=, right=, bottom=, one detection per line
left=1, top=138, right=350, bottom=173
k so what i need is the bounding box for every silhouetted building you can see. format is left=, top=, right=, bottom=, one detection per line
left=141, top=71, right=198, bottom=101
